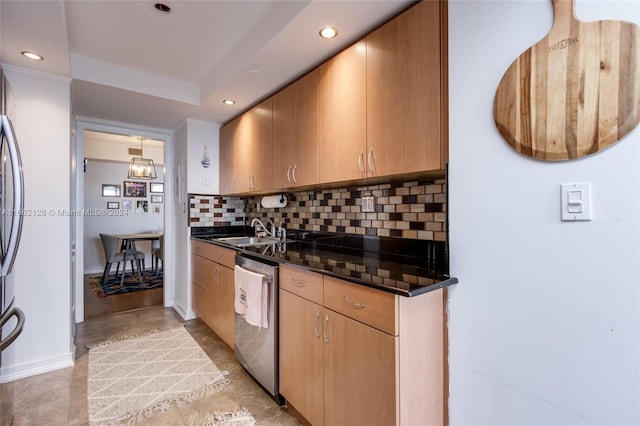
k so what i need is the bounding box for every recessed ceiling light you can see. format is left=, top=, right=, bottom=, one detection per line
left=21, top=51, right=43, bottom=61
left=222, top=99, right=236, bottom=106
left=319, top=26, right=338, bottom=39
left=154, top=3, right=171, bottom=13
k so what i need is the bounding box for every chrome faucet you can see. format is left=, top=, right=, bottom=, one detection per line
left=250, top=217, right=276, bottom=237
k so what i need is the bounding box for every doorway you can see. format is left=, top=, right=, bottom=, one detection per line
left=74, top=120, right=174, bottom=323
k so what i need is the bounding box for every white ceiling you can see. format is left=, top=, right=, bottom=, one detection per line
left=0, top=0, right=414, bottom=131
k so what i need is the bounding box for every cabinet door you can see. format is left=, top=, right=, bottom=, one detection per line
left=231, top=113, right=253, bottom=193
left=324, top=310, right=397, bottom=426
left=192, top=255, right=216, bottom=330
left=318, top=40, right=367, bottom=183
left=292, top=69, right=319, bottom=187
left=279, top=289, right=324, bottom=426
left=249, top=98, right=273, bottom=192
left=219, top=118, right=238, bottom=195
left=216, top=265, right=235, bottom=348
left=366, top=0, right=442, bottom=177
left=272, top=86, right=295, bottom=189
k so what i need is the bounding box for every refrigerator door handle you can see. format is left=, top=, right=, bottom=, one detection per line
left=0, top=299, right=24, bottom=352
left=0, top=115, right=25, bottom=276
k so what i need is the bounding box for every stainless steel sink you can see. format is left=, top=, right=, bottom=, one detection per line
left=216, top=235, right=285, bottom=247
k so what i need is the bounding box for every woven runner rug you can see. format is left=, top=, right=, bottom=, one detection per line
left=90, top=270, right=163, bottom=298
left=87, top=325, right=248, bottom=425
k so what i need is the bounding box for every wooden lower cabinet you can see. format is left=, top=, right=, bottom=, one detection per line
left=279, top=265, right=443, bottom=426
left=323, top=309, right=396, bottom=426
left=191, top=240, right=236, bottom=348
left=279, top=289, right=324, bottom=426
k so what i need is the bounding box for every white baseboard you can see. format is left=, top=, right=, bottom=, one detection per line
left=171, top=301, right=196, bottom=321
left=0, top=352, right=74, bottom=383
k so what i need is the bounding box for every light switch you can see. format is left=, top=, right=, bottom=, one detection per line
left=561, top=182, right=592, bottom=221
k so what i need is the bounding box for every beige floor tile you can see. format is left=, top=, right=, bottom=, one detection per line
left=1, top=306, right=304, bottom=425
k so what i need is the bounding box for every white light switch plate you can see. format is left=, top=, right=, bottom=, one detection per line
left=561, top=182, right=592, bottom=221
left=362, top=196, right=375, bottom=213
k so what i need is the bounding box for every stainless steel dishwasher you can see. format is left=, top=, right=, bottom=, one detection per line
left=234, top=253, right=281, bottom=401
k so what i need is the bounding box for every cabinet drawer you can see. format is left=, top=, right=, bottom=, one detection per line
left=192, top=254, right=215, bottom=286
left=324, top=276, right=398, bottom=336
left=280, top=265, right=323, bottom=304
left=192, top=282, right=205, bottom=317
left=192, top=240, right=237, bottom=267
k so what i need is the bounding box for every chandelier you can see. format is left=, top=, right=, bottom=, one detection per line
left=128, top=137, right=157, bottom=179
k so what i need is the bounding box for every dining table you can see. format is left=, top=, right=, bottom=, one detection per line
left=111, top=231, right=163, bottom=282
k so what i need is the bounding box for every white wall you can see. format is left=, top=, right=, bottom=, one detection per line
left=448, top=1, right=640, bottom=424
left=83, top=159, right=164, bottom=273
left=185, top=119, right=220, bottom=195
left=172, top=122, right=193, bottom=320
left=1, top=67, right=74, bottom=381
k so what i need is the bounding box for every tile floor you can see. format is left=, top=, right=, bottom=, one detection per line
left=2, top=306, right=304, bottom=425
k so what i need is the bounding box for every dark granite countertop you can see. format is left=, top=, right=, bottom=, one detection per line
left=190, top=226, right=458, bottom=297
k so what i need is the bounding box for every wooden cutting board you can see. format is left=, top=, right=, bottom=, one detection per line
left=493, top=0, right=640, bottom=160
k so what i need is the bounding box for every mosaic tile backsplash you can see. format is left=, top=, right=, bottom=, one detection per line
left=190, top=179, right=447, bottom=242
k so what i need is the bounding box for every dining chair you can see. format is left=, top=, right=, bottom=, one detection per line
left=99, top=233, right=145, bottom=286
left=152, top=235, right=164, bottom=276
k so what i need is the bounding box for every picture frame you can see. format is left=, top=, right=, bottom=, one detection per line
left=150, top=182, right=164, bottom=193
left=123, top=181, right=147, bottom=197
left=106, top=201, right=119, bottom=209
left=102, top=184, right=121, bottom=197
left=123, top=200, right=132, bottom=211
left=151, top=195, right=163, bottom=203
left=136, top=200, right=148, bottom=214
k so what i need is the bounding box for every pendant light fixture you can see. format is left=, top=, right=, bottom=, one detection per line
left=128, top=137, right=157, bottom=179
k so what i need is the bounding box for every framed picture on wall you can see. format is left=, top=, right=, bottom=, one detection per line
left=136, top=200, right=148, bottom=214
left=151, top=195, right=163, bottom=203
left=123, top=181, right=147, bottom=197
left=102, top=184, right=121, bottom=197
left=107, top=201, right=119, bottom=209
left=150, top=182, right=164, bottom=193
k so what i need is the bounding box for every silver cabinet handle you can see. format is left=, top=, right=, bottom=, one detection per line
left=343, top=296, right=367, bottom=309
left=214, top=267, right=220, bottom=284
left=323, top=314, right=330, bottom=344
left=247, top=176, right=252, bottom=190
left=292, top=164, right=297, bottom=183
left=358, top=149, right=365, bottom=177
left=314, top=310, right=321, bottom=339
left=291, top=278, right=306, bottom=287
left=231, top=177, right=235, bottom=189
left=287, top=165, right=292, bottom=183
left=367, top=146, right=375, bottom=175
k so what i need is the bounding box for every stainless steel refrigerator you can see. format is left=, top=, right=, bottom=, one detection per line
left=0, top=68, right=26, bottom=425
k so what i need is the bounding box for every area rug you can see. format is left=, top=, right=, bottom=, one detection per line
left=90, top=269, right=163, bottom=297
left=87, top=325, right=232, bottom=426
left=193, top=408, right=257, bottom=426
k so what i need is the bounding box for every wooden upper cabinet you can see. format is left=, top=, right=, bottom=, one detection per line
left=366, top=0, right=443, bottom=177
left=219, top=98, right=272, bottom=194
left=219, top=117, right=238, bottom=195
left=292, top=69, right=319, bottom=187
left=249, top=97, right=273, bottom=192
left=221, top=1, right=446, bottom=194
left=318, top=41, right=367, bottom=184
left=272, top=85, right=295, bottom=189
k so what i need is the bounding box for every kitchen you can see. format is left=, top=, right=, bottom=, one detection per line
left=1, top=1, right=639, bottom=425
